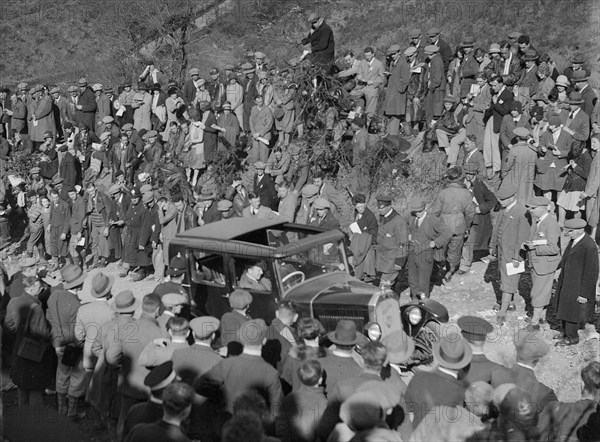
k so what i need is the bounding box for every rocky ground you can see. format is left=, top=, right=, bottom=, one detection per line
left=1, top=249, right=599, bottom=441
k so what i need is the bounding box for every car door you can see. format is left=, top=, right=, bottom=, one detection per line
left=188, top=250, right=231, bottom=319
left=231, top=255, right=278, bottom=325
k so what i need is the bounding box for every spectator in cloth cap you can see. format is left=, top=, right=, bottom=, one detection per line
left=157, top=292, right=187, bottom=335
left=28, top=83, right=57, bottom=148
left=383, top=43, right=410, bottom=137
left=492, top=329, right=557, bottom=412
left=498, top=126, right=537, bottom=203
left=248, top=95, right=274, bottom=163
left=308, top=197, right=340, bottom=230
left=202, top=319, right=283, bottom=418
left=218, top=288, right=253, bottom=353
left=75, top=77, right=97, bottom=131
left=93, top=84, right=111, bottom=135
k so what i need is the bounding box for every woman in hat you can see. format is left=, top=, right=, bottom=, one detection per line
left=192, top=79, right=211, bottom=109
left=93, top=84, right=111, bottom=135
left=557, top=139, right=592, bottom=226
left=164, top=86, right=185, bottom=140
left=183, top=107, right=206, bottom=186
left=225, top=75, right=244, bottom=128
left=446, top=46, right=464, bottom=101
left=551, top=75, right=572, bottom=106
left=536, top=63, right=555, bottom=98
left=217, top=101, right=240, bottom=151
left=196, top=100, right=223, bottom=165
left=256, top=71, right=273, bottom=107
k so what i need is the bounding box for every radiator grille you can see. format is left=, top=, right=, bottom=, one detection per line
left=315, top=307, right=370, bottom=333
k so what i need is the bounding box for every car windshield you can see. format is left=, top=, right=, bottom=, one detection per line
left=274, top=236, right=347, bottom=294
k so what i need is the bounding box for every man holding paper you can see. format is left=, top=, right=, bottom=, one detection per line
left=489, top=185, right=530, bottom=325
left=522, top=196, right=561, bottom=331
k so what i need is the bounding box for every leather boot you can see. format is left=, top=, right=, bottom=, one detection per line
left=57, top=393, right=68, bottom=416
left=67, top=395, right=85, bottom=419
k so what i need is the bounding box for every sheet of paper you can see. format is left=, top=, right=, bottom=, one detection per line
left=506, top=261, right=525, bottom=275
left=349, top=222, right=362, bottom=234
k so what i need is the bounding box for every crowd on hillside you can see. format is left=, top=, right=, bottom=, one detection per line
left=1, top=10, right=600, bottom=442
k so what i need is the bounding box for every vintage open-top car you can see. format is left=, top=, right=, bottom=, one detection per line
left=169, top=218, right=448, bottom=363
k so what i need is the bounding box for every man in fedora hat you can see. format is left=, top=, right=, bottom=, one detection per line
left=46, top=263, right=87, bottom=418
left=319, top=320, right=366, bottom=397
left=203, top=319, right=283, bottom=417
left=300, top=12, right=335, bottom=72
left=122, top=360, right=177, bottom=439
left=241, top=62, right=258, bottom=134
left=564, top=52, right=590, bottom=86
left=572, top=70, right=597, bottom=118
left=405, top=330, right=471, bottom=427
left=489, top=185, right=530, bottom=324
left=106, top=292, right=162, bottom=439
left=563, top=91, right=590, bottom=142
left=75, top=77, right=97, bottom=131
left=522, top=196, right=561, bottom=330
left=553, top=218, right=599, bottom=346
left=407, top=196, right=452, bottom=297
left=457, top=315, right=509, bottom=386
left=518, top=49, right=540, bottom=99
left=74, top=272, right=115, bottom=374
left=492, top=329, right=556, bottom=412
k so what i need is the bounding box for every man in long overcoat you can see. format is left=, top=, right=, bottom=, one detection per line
left=553, top=218, right=599, bottom=346
left=383, top=44, right=410, bottom=136
left=75, top=78, right=97, bottom=132
left=374, top=195, right=409, bottom=288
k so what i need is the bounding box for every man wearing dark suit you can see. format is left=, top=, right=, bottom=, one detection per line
left=252, top=161, right=278, bottom=211
left=75, top=77, right=97, bottom=132
left=307, top=198, right=340, bottom=230
left=405, top=330, right=471, bottom=428
left=203, top=319, right=283, bottom=418
left=374, top=195, right=409, bottom=287
left=499, top=42, right=523, bottom=87
left=572, top=71, right=597, bottom=118
left=489, top=186, right=530, bottom=324
left=313, top=172, right=350, bottom=221
left=499, top=101, right=531, bottom=151
left=301, top=13, right=335, bottom=72
left=553, top=218, right=599, bottom=346
left=459, top=163, right=498, bottom=274
left=239, top=262, right=272, bottom=292
left=484, top=74, right=514, bottom=178
left=492, top=329, right=557, bottom=413
left=523, top=197, right=561, bottom=330
left=122, top=361, right=177, bottom=440
left=407, top=197, right=452, bottom=298
left=563, top=92, right=591, bottom=142
left=535, top=115, right=572, bottom=199
left=462, top=135, right=486, bottom=180
left=457, top=316, right=509, bottom=386
left=424, top=44, right=447, bottom=124
left=181, top=68, right=200, bottom=106
left=427, top=27, right=451, bottom=73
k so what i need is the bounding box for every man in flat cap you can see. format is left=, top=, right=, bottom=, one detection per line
left=407, top=196, right=452, bottom=296
left=383, top=44, right=410, bottom=136
left=308, top=197, right=340, bottom=230
left=249, top=95, right=274, bottom=163
left=427, top=27, right=452, bottom=73
left=374, top=194, right=409, bottom=288
left=173, top=316, right=221, bottom=384
left=408, top=28, right=425, bottom=61
left=489, top=185, right=530, bottom=324
left=492, top=329, right=556, bottom=412
left=553, top=218, right=599, bottom=346
left=499, top=127, right=537, bottom=203
left=424, top=44, right=446, bottom=126
left=522, top=196, right=561, bottom=331
left=75, top=77, right=97, bottom=131
left=93, top=84, right=111, bottom=136
left=49, top=85, right=67, bottom=139
left=457, top=315, right=509, bottom=386
left=405, top=45, right=426, bottom=136
left=301, top=12, right=335, bottom=72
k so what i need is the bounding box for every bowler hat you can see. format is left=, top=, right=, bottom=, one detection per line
left=144, top=361, right=176, bottom=391
left=564, top=218, right=587, bottom=230
left=432, top=330, right=472, bottom=369
left=78, top=77, right=88, bottom=86
left=190, top=316, right=220, bottom=339
left=525, top=196, right=551, bottom=208
left=458, top=316, right=493, bottom=342
left=547, top=115, right=562, bottom=127
left=409, top=196, right=427, bottom=212
left=112, top=290, right=140, bottom=313
left=461, top=36, right=475, bottom=47
left=238, top=319, right=268, bottom=346
left=91, top=272, right=114, bottom=298
left=571, top=70, right=589, bottom=82
left=381, top=330, right=415, bottom=364
left=328, top=320, right=367, bottom=346
left=566, top=91, right=584, bottom=105
left=229, top=289, right=253, bottom=309
left=61, top=264, right=88, bottom=290
left=313, top=198, right=331, bottom=210
left=168, top=252, right=187, bottom=276
left=571, top=53, right=585, bottom=64
left=514, top=329, right=548, bottom=362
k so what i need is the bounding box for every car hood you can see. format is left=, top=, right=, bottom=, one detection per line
left=285, top=272, right=380, bottom=307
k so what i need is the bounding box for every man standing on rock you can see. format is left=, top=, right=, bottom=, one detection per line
left=553, top=218, right=599, bottom=346
left=522, top=196, right=561, bottom=331
left=301, top=12, right=335, bottom=72
left=489, top=185, right=530, bottom=325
